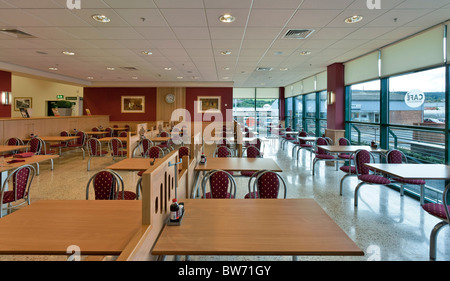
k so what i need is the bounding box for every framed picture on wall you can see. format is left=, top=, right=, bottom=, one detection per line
left=121, top=96, right=145, bottom=113
left=14, top=97, right=32, bottom=111
left=197, top=96, right=221, bottom=113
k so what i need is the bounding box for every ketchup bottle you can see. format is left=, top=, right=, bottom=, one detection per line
left=170, top=198, right=180, bottom=222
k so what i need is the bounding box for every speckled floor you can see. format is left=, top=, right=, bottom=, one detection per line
left=1, top=138, right=449, bottom=261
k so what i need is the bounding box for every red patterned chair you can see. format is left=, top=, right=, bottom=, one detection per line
left=353, top=149, right=391, bottom=207
left=244, top=170, right=287, bottom=199
left=292, top=131, right=313, bottom=160
left=240, top=146, right=262, bottom=177
left=86, top=169, right=136, bottom=200
left=67, top=131, right=87, bottom=159
left=3, top=137, right=25, bottom=157
left=213, top=145, right=233, bottom=158
left=281, top=127, right=295, bottom=149
left=201, top=170, right=236, bottom=199
left=109, top=137, right=127, bottom=160
left=422, top=184, right=450, bottom=260
left=86, top=138, right=108, bottom=171
left=50, top=131, right=70, bottom=155
left=133, top=138, right=154, bottom=157
left=386, top=149, right=426, bottom=205
left=339, top=151, right=357, bottom=196
left=312, top=137, right=336, bottom=176
left=146, top=146, right=165, bottom=159
left=337, top=137, right=353, bottom=161
left=157, top=131, right=173, bottom=152
left=0, top=165, right=36, bottom=218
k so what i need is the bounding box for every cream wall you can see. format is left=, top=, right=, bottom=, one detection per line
left=11, top=75, right=84, bottom=118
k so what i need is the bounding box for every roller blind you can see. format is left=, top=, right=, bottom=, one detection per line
left=316, top=71, right=327, bottom=91
left=233, top=88, right=255, bottom=99
left=284, top=85, right=293, bottom=98
left=292, top=81, right=303, bottom=97
left=256, top=88, right=279, bottom=99
left=344, top=51, right=379, bottom=85
left=381, top=25, right=445, bottom=77
left=302, top=76, right=316, bottom=94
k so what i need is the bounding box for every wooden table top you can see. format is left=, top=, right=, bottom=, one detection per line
left=0, top=200, right=141, bottom=256
left=0, top=145, right=28, bottom=154
left=0, top=155, right=59, bottom=173
left=24, top=136, right=79, bottom=142
left=84, top=131, right=107, bottom=135
left=195, top=157, right=282, bottom=172
left=106, top=157, right=164, bottom=171
left=149, top=137, right=171, bottom=142
left=98, top=137, right=128, bottom=142
left=365, top=163, right=450, bottom=180
left=152, top=199, right=364, bottom=257
left=317, top=145, right=387, bottom=153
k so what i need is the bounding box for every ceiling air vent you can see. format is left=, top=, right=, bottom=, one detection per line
left=0, top=29, right=36, bottom=39
left=119, top=67, right=139, bottom=71
left=282, top=29, right=314, bottom=39
left=256, top=67, right=273, bottom=72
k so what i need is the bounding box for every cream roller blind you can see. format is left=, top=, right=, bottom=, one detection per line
left=256, top=88, right=279, bottom=99
left=302, top=76, right=316, bottom=94
left=233, top=88, right=255, bottom=99
left=344, top=51, right=380, bottom=85
left=381, top=25, right=445, bottom=77
left=315, top=71, right=327, bottom=91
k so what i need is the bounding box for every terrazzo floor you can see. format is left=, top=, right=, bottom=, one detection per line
left=0, top=138, right=449, bottom=262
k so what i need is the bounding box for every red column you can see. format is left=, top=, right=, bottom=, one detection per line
left=279, top=87, right=285, bottom=121
left=327, top=63, right=345, bottom=130
left=0, top=70, right=12, bottom=118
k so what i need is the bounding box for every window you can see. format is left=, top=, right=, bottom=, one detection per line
left=294, top=95, right=303, bottom=131
left=349, top=80, right=380, bottom=123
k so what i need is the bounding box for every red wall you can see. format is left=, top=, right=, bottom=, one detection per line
left=83, top=87, right=157, bottom=121
left=0, top=70, right=12, bottom=118
left=185, top=87, right=233, bottom=122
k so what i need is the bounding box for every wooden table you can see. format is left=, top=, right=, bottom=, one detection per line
left=365, top=163, right=450, bottom=204
left=23, top=136, right=79, bottom=143
left=0, top=155, right=59, bottom=174
left=106, top=157, right=164, bottom=171
left=0, top=200, right=141, bottom=256
left=98, top=137, right=128, bottom=142
left=152, top=199, right=364, bottom=258
left=317, top=145, right=387, bottom=154
left=149, top=137, right=171, bottom=143
left=0, top=145, right=28, bottom=154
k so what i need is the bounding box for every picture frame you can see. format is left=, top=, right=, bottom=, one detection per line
left=14, top=97, right=32, bottom=111
left=121, top=96, right=145, bottom=113
left=197, top=96, right=221, bottom=113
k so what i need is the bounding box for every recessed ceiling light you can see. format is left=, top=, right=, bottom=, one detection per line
left=62, top=51, right=75, bottom=56
left=300, top=51, right=311, bottom=56
left=220, top=51, right=231, bottom=55
left=49, top=67, right=58, bottom=71
left=222, top=77, right=230, bottom=80
left=106, top=67, right=115, bottom=71
left=219, top=14, right=235, bottom=23
left=344, top=15, right=363, bottom=24
left=132, top=76, right=138, bottom=80
left=177, top=76, right=183, bottom=79
left=141, top=50, right=152, bottom=55
left=87, top=77, right=94, bottom=80
left=164, top=67, right=172, bottom=71
left=223, top=67, right=230, bottom=70
left=92, top=14, right=111, bottom=23
left=280, top=68, right=288, bottom=71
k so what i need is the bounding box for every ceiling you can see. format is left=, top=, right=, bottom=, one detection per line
left=0, top=0, right=449, bottom=88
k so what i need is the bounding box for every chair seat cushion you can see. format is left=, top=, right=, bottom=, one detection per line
left=240, top=171, right=256, bottom=177
left=315, top=154, right=335, bottom=160
left=137, top=171, right=144, bottom=177
left=338, top=153, right=354, bottom=159
left=358, top=174, right=391, bottom=185
left=422, top=203, right=450, bottom=220
left=2, top=191, right=27, bottom=204
left=340, top=166, right=356, bottom=174
left=116, top=191, right=137, bottom=200
left=392, top=178, right=426, bottom=185
left=300, top=144, right=313, bottom=148
left=244, top=191, right=259, bottom=199
left=203, top=192, right=234, bottom=199
left=50, top=144, right=66, bottom=148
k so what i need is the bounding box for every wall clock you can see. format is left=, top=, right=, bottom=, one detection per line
left=165, top=93, right=175, bottom=104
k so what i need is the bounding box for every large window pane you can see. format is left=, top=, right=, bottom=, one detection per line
left=349, top=80, right=380, bottom=123
left=389, top=67, right=446, bottom=127
left=294, top=95, right=303, bottom=131
left=256, top=98, right=279, bottom=137
left=285, top=97, right=293, bottom=128
left=233, top=98, right=256, bottom=130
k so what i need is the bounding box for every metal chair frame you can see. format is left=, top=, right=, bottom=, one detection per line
left=87, top=138, right=108, bottom=171
left=247, top=170, right=287, bottom=199
left=85, top=169, right=126, bottom=200
left=201, top=170, right=237, bottom=199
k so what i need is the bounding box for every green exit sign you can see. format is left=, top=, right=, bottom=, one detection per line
left=57, top=95, right=64, bottom=99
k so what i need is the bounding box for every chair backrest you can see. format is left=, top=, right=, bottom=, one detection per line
left=147, top=146, right=164, bottom=158
left=28, top=137, right=42, bottom=154
left=338, top=137, right=351, bottom=146
left=92, top=127, right=99, bottom=132
left=251, top=170, right=287, bottom=199
left=86, top=170, right=124, bottom=200
left=202, top=170, right=236, bottom=199
left=299, top=131, right=307, bottom=144
left=386, top=149, right=407, bottom=164
left=118, top=131, right=128, bottom=137
left=245, top=145, right=261, bottom=158
left=1, top=165, right=36, bottom=203
left=354, top=149, right=374, bottom=175
left=87, top=138, right=102, bottom=156
left=105, top=127, right=113, bottom=137
left=138, top=138, right=154, bottom=156
left=214, top=146, right=232, bottom=158
left=75, top=131, right=86, bottom=145
left=124, top=125, right=130, bottom=132
left=316, top=137, right=329, bottom=155
left=178, top=146, right=190, bottom=160
left=109, top=138, right=124, bottom=156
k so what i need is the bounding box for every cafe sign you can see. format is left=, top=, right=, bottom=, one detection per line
left=405, top=89, right=425, bottom=108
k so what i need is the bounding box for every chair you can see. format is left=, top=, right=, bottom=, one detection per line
left=386, top=149, right=426, bottom=204
left=201, top=170, right=236, bottom=199
left=281, top=127, right=295, bottom=149
left=109, top=137, right=127, bottom=160
left=27, top=137, right=55, bottom=174
left=67, top=131, right=87, bottom=159
left=244, top=170, right=287, bottom=199
left=0, top=165, right=36, bottom=218
left=3, top=137, right=25, bottom=157
left=178, top=146, right=190, bottom=160
left=50, top=131, right=70, bottom=155
left=353, top=149, right=391, bottom=207
left=240, top=146, right=262, bottom=177
left=157, top=131, right=173, bottom=152
left=86, top=138, right=108, bottom=171
left=312, top=137, right=336, bottom=176
left=104, top=127, right=114, bottom=138
left=292, top=131, right=313, bottom=160
left=86, top=169, right=136, bottom=200
left=145, top=146, right=165, bottom=159
left=213, top=145, right=233, bottom=158
left=422, top=184, right=450, bottom=260
left=133, top=138, right=154, bottom=157
left=339, top=151, right=357, bottom=196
